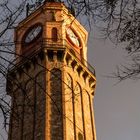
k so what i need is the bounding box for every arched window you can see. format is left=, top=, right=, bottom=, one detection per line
left=52, top=27, right=58, bottom=42
left=46, top=11, right=55, bottom=21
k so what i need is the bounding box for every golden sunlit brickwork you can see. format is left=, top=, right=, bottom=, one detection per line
left=7, top=1, right=96, bottom=140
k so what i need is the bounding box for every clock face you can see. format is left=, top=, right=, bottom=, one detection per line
left=24, top=24, right=43, bottom=44
left=66, top=28, right=80, bottom=47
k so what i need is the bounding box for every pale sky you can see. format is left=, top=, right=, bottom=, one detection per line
left=88, top=28, right=140, bottom=140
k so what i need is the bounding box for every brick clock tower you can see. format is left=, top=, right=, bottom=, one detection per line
left=7, top=1, right=96, bottom=140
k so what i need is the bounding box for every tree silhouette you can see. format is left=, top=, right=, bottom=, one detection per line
left=0, top=0, right=139, bottom=139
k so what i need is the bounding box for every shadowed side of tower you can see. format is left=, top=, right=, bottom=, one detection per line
left=7, top=1, right=96, bottom=140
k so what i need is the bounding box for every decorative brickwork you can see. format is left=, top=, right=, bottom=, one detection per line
left=34, top=71, right=46, bottom=140
left=23, top=80, right=34, bottom=139
left=50, top=69, right=63, bottom=140
left=8, top=59, right=46, bottom=140
left=64, top=65, right=96, bottom=140
left=9, top=88, right=24, bottom=140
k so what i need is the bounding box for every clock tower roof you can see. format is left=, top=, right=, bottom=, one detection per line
left=16, top=2, right=87, bottom=33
